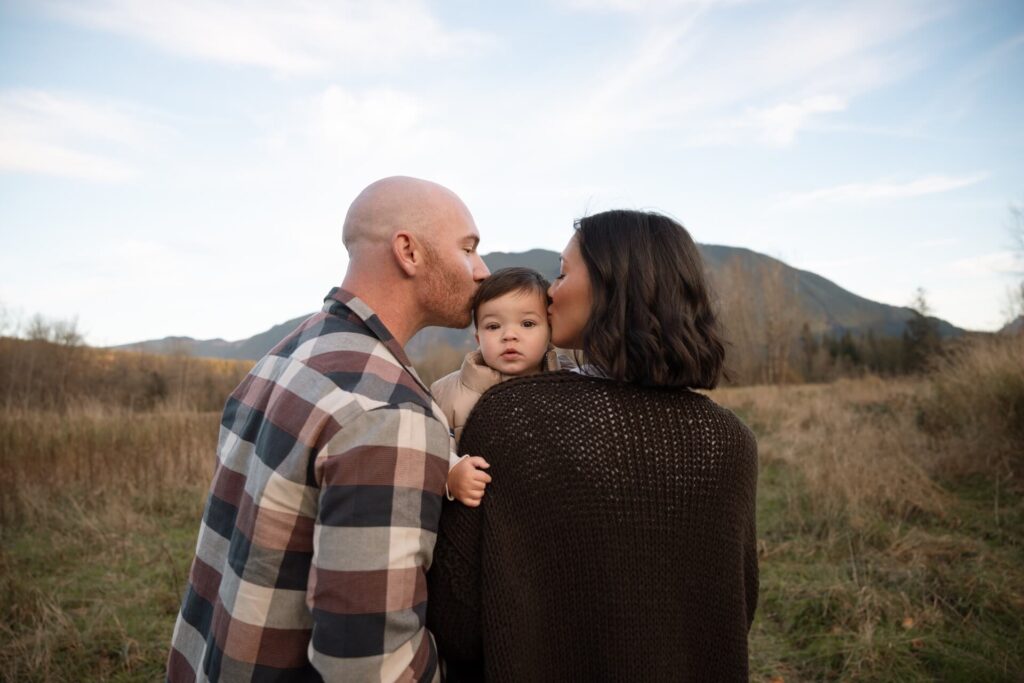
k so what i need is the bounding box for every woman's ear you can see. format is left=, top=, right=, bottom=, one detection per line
left=392, top=231, right=423, bottom=277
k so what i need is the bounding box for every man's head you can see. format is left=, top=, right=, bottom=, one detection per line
left=471, top=268, right=552, bottom=376
left=341, top=176, right=490, bottom=334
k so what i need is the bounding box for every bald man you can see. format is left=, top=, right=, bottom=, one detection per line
left=168, top=177, right=490, bottom=682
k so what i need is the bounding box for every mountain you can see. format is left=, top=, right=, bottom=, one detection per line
left=114, top=320, right=310, bottom=360
left=113, top=245, right=965, bottom=361
left=1000, top=315, right=1024, bottom=336
left=699, top=245, right=962, bottom=339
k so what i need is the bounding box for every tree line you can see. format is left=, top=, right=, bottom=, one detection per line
left=0, top=313, right=251, bottom=412
left=714, top=255, right=961, bottom=385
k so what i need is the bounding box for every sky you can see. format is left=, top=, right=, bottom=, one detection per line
left=1, top=0, right=1023, bottom=346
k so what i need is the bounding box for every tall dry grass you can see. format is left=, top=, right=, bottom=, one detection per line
left=2, top=334, right=1021, bottom=680
left=918, top=335, right=1024, bottom=482
left=711, top=335, right=1024, bottom=681
left=0, top=344, right=239, bottom=680
left=713, top=378, right=949, bottom=528
left=0, top=405, right=218, bottom=527
left=712, top=335, right=1024, bottom=679
left=0, top=405, right=219, bottom=681
left=713, top=335, right=1024, bottom=529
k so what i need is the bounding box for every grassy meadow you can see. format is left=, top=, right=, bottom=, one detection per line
left=1, top=336, right=1022, bottom=681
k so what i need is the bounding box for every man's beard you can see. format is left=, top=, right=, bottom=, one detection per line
left=422, top=243, right=474, bottom=329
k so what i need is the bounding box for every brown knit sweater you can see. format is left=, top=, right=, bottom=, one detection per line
left=426, top=371, right=759, bottom=682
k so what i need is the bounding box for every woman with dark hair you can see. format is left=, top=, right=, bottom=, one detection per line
left=427, top=210, right=759, bottom=682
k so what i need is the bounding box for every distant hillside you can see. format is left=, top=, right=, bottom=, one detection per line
left=1000, top=315, right=1024, bottom=336
left=114, top=245, right=965, bottom=362
left=114, top=320, right=310, bottom=361
left=699, top=245, right=962, bottom=339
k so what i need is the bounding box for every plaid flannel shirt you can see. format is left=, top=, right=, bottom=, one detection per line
left=168, top=288, right=452, bottom=682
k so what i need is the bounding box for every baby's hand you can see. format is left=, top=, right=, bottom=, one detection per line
left=448, top=456, right=492, bottom=507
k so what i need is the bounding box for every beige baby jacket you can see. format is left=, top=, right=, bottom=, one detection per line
left=430, top=345, right=568, bottom=448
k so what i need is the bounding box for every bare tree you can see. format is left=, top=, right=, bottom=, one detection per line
left=51, top=317, right=83, bottom=404
left=25, top=314, right=51, bottom=341
left=0, top=302, right=12, bottom=338
left=714, top=256, right=759, bottom=383
left=51, top=316, right=84, bottom=347
left=169, top=339, right=193, bottom=411
left=760, top=259, right=800, bottom=384
left=711, top=255, right=803, bottom=384
left=903, top=287, right=940, bottom=372
left=798, top=322, right=818, bottom=381
left=1002, top=282, right=1024, bottom=324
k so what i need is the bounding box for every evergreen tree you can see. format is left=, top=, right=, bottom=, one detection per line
left=839, top=330, right=861, bottom=365
left=902, top=287, right=940, bottom=372
left=799, top=322, right=818, bottom=380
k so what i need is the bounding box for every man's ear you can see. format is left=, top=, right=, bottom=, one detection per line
left=392, top=231, right=422, bottom=277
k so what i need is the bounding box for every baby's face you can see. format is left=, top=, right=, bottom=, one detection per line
left=475, top=289, right=551, bottom=376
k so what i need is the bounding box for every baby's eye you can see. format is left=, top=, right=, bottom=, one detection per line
left=485, top=323, right=500, bottom=330
left=523, top=320, right=536, bottom=328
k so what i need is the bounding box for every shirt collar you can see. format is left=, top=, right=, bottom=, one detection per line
left=322, top=287, right=431, bottom=395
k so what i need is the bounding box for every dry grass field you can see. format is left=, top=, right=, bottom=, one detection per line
left=1, top=337, right=1022, bottom=681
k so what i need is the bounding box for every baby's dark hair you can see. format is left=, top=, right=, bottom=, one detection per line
left=471, top=267, right=551, bottom=327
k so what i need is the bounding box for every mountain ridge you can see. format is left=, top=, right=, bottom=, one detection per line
left=113, top=245, right=966, bottom=361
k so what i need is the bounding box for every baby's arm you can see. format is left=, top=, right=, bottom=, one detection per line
left=447, top=456, right=492, bottom=507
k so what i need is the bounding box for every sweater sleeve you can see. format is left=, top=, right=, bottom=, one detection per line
left=426, top=496, right=484, bottom=667
left=745, top=515, right=759, bottom=633
left=741, top=426, right=760, bottom=632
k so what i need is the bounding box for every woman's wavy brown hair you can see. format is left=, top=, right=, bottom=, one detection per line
left=575, top=210, right=726, bottom=389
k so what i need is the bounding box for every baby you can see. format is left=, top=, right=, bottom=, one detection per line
left=432, top=267, right=568, bottom=507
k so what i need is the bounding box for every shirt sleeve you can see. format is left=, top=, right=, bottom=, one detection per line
left=309, top=405, right=443, bottom=682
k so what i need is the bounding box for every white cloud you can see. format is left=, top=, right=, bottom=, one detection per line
left=42, top=0, right=491, bottom=76
left=0, top=90, right=163, bottom=183
left=950, top=251, right=1020, bottom=277
left=695, top=94, right=847, bottom=147
left=546, top=0, right=944, bottom=150
left=777, top=173, right=988, bottom=208
left=258, top=83, right=458, bottom=189
left=531, top=15, right=710, bottom=153
left=915, top=237, right=960, bottom=248
left=745, top=95, right=847, bottom=146
left=0, top=138, right=136, bottom=183
left=564, top=0, right=747, bottom=12
left=315, top=86, right=426, bottom=159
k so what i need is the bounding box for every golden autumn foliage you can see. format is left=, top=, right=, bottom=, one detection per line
left=0, top=336, right=252, bottom=412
